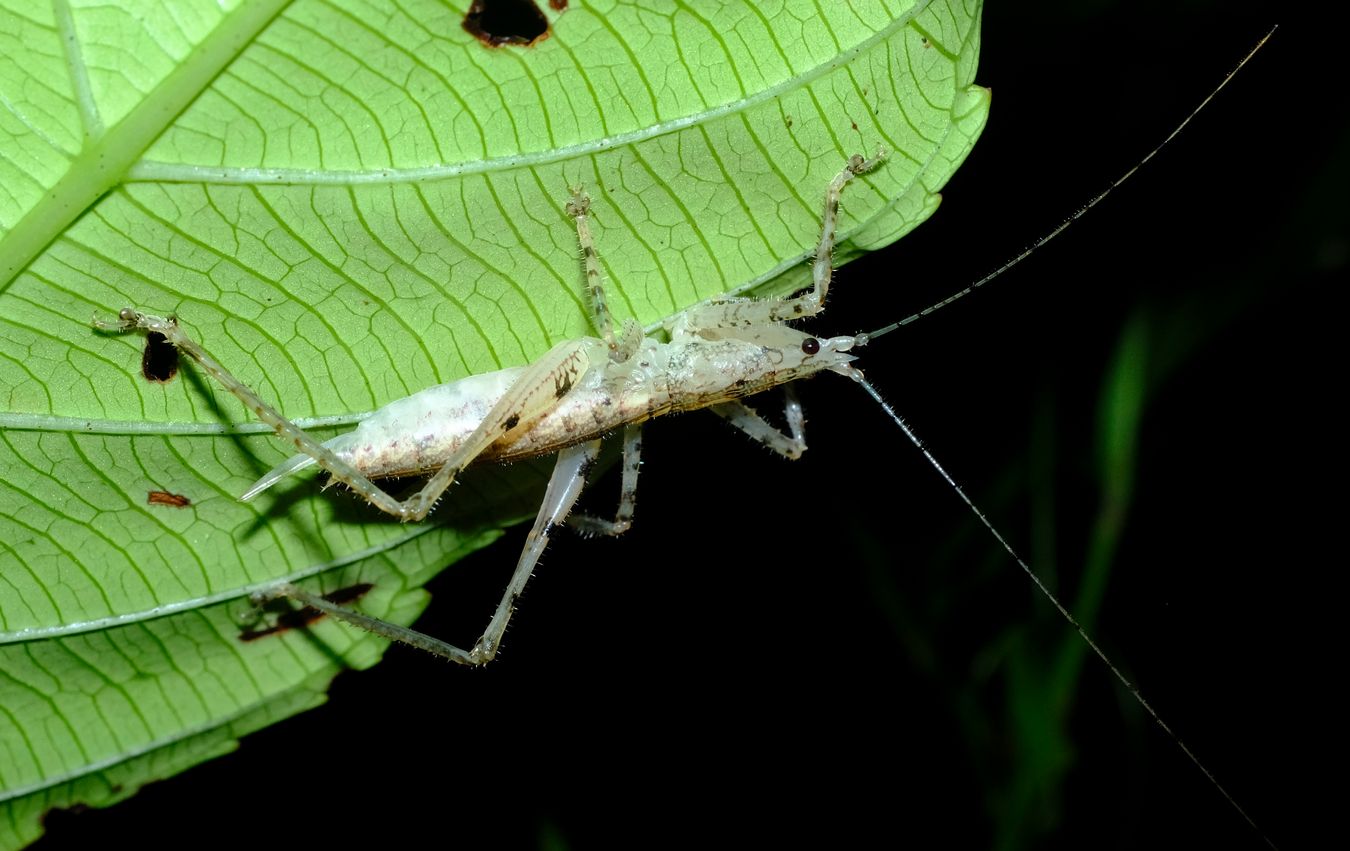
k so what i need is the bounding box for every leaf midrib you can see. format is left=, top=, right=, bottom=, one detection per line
left=0, top=521, right=469, bottom=644
left=0, top=1, right=292, bottom=292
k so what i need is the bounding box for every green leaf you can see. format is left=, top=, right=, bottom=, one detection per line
left=0, top=0, right=987, bottom=843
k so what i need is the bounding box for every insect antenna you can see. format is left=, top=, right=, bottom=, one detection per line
left=857, top=27, right=1277, bottom=349
left=846, top=27, right=1280, bottom=850
left=847, top=369, right=1274, bottom=848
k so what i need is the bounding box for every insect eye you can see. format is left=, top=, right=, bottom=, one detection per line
left=801, top=337, right=821, bottom=355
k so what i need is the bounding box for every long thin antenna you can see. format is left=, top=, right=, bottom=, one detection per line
left=848, top=370, right=1277, bottom=849
left=848, top=28, right=1280, bottom=849
left=858, top=26, right=1276, bottom=346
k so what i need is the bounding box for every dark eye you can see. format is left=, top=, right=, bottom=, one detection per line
left=800, top=337, right=821, bottom=355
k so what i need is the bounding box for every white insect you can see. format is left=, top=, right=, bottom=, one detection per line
left=88, top=33, right=1283, bottom=845
left=94, top=151, right=887, bottom=666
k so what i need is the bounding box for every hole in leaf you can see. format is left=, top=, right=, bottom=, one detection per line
left=462, top=0, right=562, bottom=48
left=141, top=332, right=179, bottom=382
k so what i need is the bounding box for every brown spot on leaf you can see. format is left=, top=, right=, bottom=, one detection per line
left=147, top=490, right=191, bottom=508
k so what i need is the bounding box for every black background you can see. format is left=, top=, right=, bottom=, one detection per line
left=36, top=3, right=1340, bottom=850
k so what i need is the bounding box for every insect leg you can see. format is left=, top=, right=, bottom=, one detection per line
left=394, top=337, right=594, bottom=521
left=710, top=388, right=807, bottom=460
left=670, top=152, right=884, bottom=333
left=252, top=581, right=480, bottom=664
left=471, top=438, right=602, bottom=663
left=95, top=309, right=595, bottom=524
left=252, top=438, right=602, bottom=664
left=783, top=151, right=887, bottom=321
left=568, top=424, right=642, bottom=536
left=614, top=318, right=644, bottom=362
left=566, top=185, right=621, bottom=356
left=93, top=309, right=410, bottom=517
